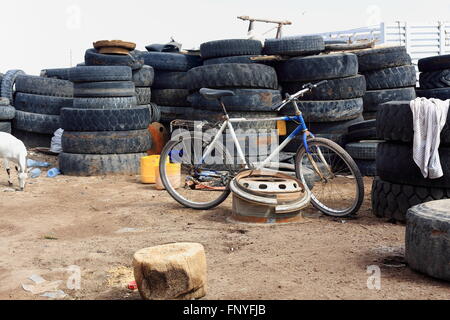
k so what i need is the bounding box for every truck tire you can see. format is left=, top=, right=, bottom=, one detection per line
left=203, top=55, right=263, bottom=65
left=1, top=69, right=25, bottom=103
left=15, top=75, right=73, bottom=97
left=188, top=89, right=282, bottom=112
left=40, top=68, right=71, bottom=80
left=418, top=54, right=450, bottom=72
left=15, top=93, right=73, bottom=115
left=152, top=71, right=188, bottom=89
left=0, top=106, right=16, bottom=120
left=13, top=110, right=60, bottom=134
left=73, top=97, right=137, bottom=109
left=363, top=65, right=417, bottom=90
left=372, top=177, right=450, bottom=223
left=263, top=36, right=325, bottom=56
left=419, top=69, right=450, bottom=89
left=139, top=51, right=201, bottom=71
left=62, top=129, right=152, bottom=154
left=59, top=152, right=146, bottom=176
left=135, top=87, right=152, bottom=105
left=151, top=89, right=189, bottom=107
left=376, top=101, right=450, bottom=145
left=74, top=81, right=135, bottom=97
left=355, top=46, right=411, bottom=72
left=276, top=53, right=358, bottom=82
left=60, top=106, right=150, bottom=132
left=377, top=142, right=450, bottom=188
left=406, top=199, right=450, bottom=281
left=345, top=141, right=379, bottom=160
left=416, top=87, right=450, bottom=100
left=346, top=120, right=377, bottom=142
left=279, top=98, right=363, bottom=122
left=200, top=39, right=262, bottom=59
left=85, top=49, right=144, bottom=70
left=0, top=121, right=11, bottom=133
left=363, top=87, right=416, bottom=112
left=132, top=65, right=154, bottom=87
left=187, top=63, right=278, bottom=90
left=283, top=75, right=366, bottom=100
left=69, top=66, right=132, bottom=82
left=355, top=159, right=377, bottom=176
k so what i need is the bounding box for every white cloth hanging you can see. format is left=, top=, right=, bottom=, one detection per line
left=410, top=97, right=450, bottom=179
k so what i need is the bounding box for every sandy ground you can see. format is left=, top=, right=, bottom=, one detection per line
left=0, top=150, right=449, bottom=300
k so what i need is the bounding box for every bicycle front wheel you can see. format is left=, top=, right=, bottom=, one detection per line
left=159, top=133, right=239, bottom=210
left=295, top=137, right=364, bottom=217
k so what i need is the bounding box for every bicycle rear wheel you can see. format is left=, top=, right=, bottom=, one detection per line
left=159, top=132, right=240, bottom=210
left=295, top=137, right=364, bottom=217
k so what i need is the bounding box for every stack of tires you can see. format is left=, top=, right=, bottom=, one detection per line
left=40, top=68, right=71, bottom=80
left=138, top=50, right=202, bottom=125
left=277, top=51, right=365, bottom=151
left=133, top=65, right=158, bottom=121
left=355, top=46, right=416, bottom=120
left=11, top=74, right=73, bottom=147
left=416, top=54, right=450, bottom=100
left=187, top=39, right=282, bottom=163
left=0, top=72, right=15, bottom=134
left=371, top=100, right=450, bottom=223
left=59, top=66, right=152, bottom=176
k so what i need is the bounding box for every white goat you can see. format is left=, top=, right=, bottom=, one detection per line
left=0, top=132, right=27, bottom=190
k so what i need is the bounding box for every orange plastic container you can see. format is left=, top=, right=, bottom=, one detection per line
left=155, top=163, right=181, bottom=190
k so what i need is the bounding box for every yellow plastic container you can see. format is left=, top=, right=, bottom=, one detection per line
left=277, top=120, right=287, bottom=136
left=140, top=155, right=161, bottom=184
left=156, top=163, right=181, bottom=190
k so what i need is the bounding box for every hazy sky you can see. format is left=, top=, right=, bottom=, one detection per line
left=1, top=0, right=449, bottom=74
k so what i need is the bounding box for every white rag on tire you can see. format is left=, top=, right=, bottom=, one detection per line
left=410, top=97, right=450, bottom=179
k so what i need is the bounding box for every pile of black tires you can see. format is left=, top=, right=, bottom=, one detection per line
left=0, top=72, right=16, bottom=133
left=9, top=72, right=72, bottom=147
left=59, top=66, right=152, bottom=176
left=416, top=54, right=450, bottom=99
left=371, top=100, right=450, bottom=223
left=138, top=50, right=201, bottom=124
left=276, top=44, right=365, bottom=151
left=356, top=46, right=416, bottom=120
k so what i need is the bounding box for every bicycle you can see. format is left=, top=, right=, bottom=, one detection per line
left=159, top=81, right=364, bottom=217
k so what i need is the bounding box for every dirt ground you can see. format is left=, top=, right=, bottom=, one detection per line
left=0, top=150, right=448, bottom=300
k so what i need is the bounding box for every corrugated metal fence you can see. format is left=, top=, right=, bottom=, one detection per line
left=316, top=21, right=450, bottom=67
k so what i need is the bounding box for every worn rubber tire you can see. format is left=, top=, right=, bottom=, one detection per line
left=73, top=97, right=137, bottom=109
left=371, top=177, right=450, bottom=223
left=187, top=63, right=278, bottom=90
left=0, top=121, right=11, bottom=133
left=345, top=141, right=379, bottom=160
left=14, top=93, right=72, bottom=115
left=263, top=35, right=324, bottom=56
left=276, top=53, right=358, bottom=82
left=135, top=87, right=152, bottom=105
left=200, top=39, right=262, bottom=59
left=139, top=51, right=202, bottom=71
left=60, top=106, right=150, bottom=132
left=418, top=54, right=450, bottom=72
left=288, top=115, right=364, bottom=136
left=346, top=120, right=377, bottom=142
left=283, top=75, right=366, bottom=100
left=363, top=65, right=417, bottom=90
left=188, top=89, right=282, bottom=112
left=74, top=81, right=135, bottom=98
left=377, top=142, right=450, bottom=188
left=363, top=87, right=416, bottom=112
left=416, top=87, right=450, bottom=100
left=13, top=110, right=60, bottom=134
left=132, top=65, right=154, bottom=87
left=62, top=129, right=152, bottom=154
left=11, top=129, right=52, bottom=148
left=203, top=55, right=263, bottom=65
left=15, top=75, right=73, bottom=97
left=159, top=106, right=193, bottom=122
left=85, top=49, right=144, bottom=70
left=40, top=68, right=71, bottom=80
left=355, top=159, right=377, bottom=176
left=1, top=70, right=25, bottom=103
left=0, top=106, right=16, bottom=120
left=355, top=46, right=411, bottom=72
left=69, top=66, right=132, bottom=82
left=363, top=112, right=377, bottom=120
left=151, top=89, right=189, bottom=107
left=405, top=199, right=450, bottom=281
left=419, top=69, right=450, bottom=89
left=152, top=71, right=188, bottom=89
left=279, top=98, right=363, bottom=122
left=376, top=101, right=450, bottom=146
left=59, top=152, right=146, bottom=176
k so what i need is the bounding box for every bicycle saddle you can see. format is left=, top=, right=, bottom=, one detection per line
left=199, top=88, right=235, bottom=100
